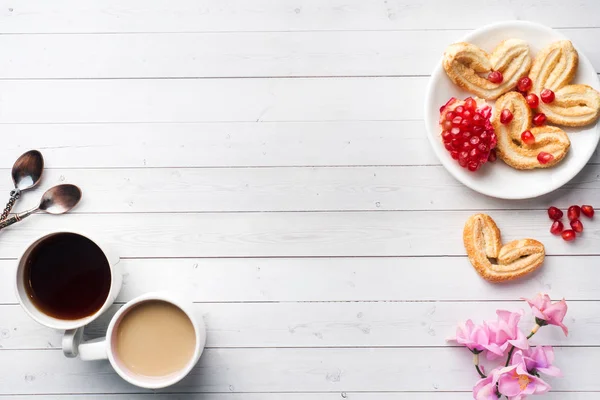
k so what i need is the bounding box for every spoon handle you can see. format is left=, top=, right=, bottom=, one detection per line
left=0, top=208, right=36, bottom=231
left=0, top=189, right=20, bottom=222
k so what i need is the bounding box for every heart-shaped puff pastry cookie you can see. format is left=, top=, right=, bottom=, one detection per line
left=529, top=40, right=600, bottom=127
left=443, top=39, right=532, bottom=100
left=463, top=214, right=545, bottom=282
left=493, top=92, right=570, bottom=169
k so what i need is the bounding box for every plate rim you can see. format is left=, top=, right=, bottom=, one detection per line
left=423, top=20, right=600, bottom=200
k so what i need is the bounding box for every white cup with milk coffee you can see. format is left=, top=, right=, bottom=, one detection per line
left=62, top=292, right=206, bottom=389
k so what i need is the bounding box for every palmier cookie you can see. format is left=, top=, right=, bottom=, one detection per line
left=463, top=214, right=545, bottom=283
left=529, top=40, right=600, bottom=127
left=493, top=92, right=570, bottom=170
left=443, top=39, right=531, bottom=100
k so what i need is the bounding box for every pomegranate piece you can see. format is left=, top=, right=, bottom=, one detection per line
left=517, top=77, right=533, bottom=92
left=526, top=93, right=539, bottom=108
left=439, top=97, right=497, bottom=172
left=570, top=219, right=584, bottom=233
left=533, top=113, right=547, bottom=126
left=540, top=88, right=555, bottom=103
left=521, top=130, right=535, bottom=145
left=567, top=205, right=581, bottom=221
left=537, top=152, right=554, bottom=164
left=547, top=206, right=563, bottom=220
left=488, top=71, right=503, bottom=84
left=561, top=229, right=576, bottom=242
left=500, top=109, right=513, bottom=124
left=581, top=205, right=595, bottom=218
left=550, top=220, right=564, bottom=235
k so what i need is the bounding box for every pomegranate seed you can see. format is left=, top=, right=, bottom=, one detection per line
left=561, top=229, right=576, bottom=242
left=526, top=93, right=539, bottom=108
left=521, top=130, right=535, bottom=145
left=533, top=113, right=547, bottom=126
left=467, top=161, right=479, bottom=171
left=488, top=71, right=503, bottom=84
left=488, top=149, right=497, bottom=162
left=548, top=206, right=563, bottom=220
left=479, top=106, right=492, bottom=119
left=450, top=151, right=459, bottom=160
left=464, top=97, right=477, bottom=111
left=442, top=131, right=452, bottom=142
left=537, top=152, right=554, bottom=164
left=581, top=205, right=595, bottom=218
left=442, top=120, right=453, bottom=130
left=540, top=88, right=555, bottom=103
left=500, top=109, right=513, bottom=124
left=446, top=111, right=456, bottom=121
left=517, top=77, right=533, bottom=92
left=452, top=116, right=462, bottom=126
left=568, top=205, right=581, bottom=221
left=440, top=97, right=457, bottom=113
left=451, top=127, right=460, bottom=135
left=455, top=106, right=465, bottom=115
left=550, top=220, right=564, bottom=235
left=570, top=219, right=584, bottom=233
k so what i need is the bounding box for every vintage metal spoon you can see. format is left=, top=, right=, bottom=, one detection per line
left=0, top=184, right=81, bottom=230
left=1, top=150, right=44, bottom=221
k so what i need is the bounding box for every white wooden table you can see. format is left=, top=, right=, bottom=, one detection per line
left=1, top=1, right=599, bottom=399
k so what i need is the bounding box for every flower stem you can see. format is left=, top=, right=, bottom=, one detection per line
left=473, top=353, right=486, bottom=378
left=528, top=324, right=540, bottom=339
left=504, top=346, right=516, bottom=367
left=475, top=364, right=486, bottom=379
left=504, top=325, right=540, bottom=367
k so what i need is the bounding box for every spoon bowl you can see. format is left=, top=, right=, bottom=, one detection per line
left=12, top=150, right=44, bottom=191
left=40, top=184, right=82, bottom=215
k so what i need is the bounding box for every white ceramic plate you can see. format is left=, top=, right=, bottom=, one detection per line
left=424, top=21, right=600, bottom=199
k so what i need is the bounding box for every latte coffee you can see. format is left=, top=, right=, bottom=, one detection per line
left=114, top=300, right=196, bottom=377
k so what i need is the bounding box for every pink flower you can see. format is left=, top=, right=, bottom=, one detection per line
left=484, top=310, right=529, bottom=360
left=512, top=346, right=562, bottom=378
left=449, top=320, right=492, bottom=353
left=472, top=371, right=500, bottom=400
left=496, top=363, right=551, bottom=399
left=523, top=293, right=568, bottom=336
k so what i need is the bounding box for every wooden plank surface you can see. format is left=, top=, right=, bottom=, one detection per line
left=0, top=165, right=599, bottom=213
left=0, top=78, right=425, bottom=123
left=0, top=29, right=598, bottom=78
left=2, top=0, right=600, bottom=398
left=0, top=211, right=597, bottom=258
left=0, top=300, right=591, bottom=350
left=0, top=347, right=595, bottom=393
left=0, top=395, right=595, bottom=400
left=1, top=0, right=600, bottom=33
left=0, top=122, right=599, bottom=168
left=1, top=256, right=599, bottom=304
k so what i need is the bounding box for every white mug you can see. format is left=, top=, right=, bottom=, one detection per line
left=15, top=231, right=122, bottom=331
left=62, top=292, right=206, bottom=389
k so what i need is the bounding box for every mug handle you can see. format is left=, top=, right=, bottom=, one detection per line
left=62, top=328, right=108, bottom=360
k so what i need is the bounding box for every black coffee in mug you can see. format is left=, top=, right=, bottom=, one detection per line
left=24, top=232, right=111, bottom=320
